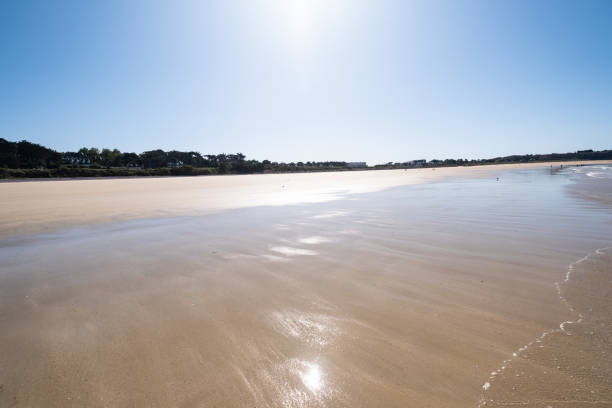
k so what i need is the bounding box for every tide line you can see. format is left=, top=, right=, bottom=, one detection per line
left=477, top=246, right=612, bottom=407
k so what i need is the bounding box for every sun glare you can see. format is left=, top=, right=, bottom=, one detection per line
left=300, top=362, right=323, bottom=392
left=280, top=0, right=327, bottom=43
left=256, top=0, right=353, bottom=47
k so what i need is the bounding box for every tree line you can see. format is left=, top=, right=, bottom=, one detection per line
left=375, top=149, right=612, bottom=168
left=1, top=137, right=611, bottom=179
left=0, top=138, right=350, bottom=178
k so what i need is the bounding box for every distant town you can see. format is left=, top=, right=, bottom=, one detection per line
left=1, top=137, right=611, bottom=179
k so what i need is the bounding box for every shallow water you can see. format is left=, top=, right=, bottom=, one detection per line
left=480, top=247, right=612, bottom=407
left=563, top=164, right=612, bottom=208
left=566, top=163, right=612, bottom=180
left=0, top=166, right=611, bottom=407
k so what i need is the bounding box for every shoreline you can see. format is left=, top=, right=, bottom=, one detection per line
left=1, top=161, right=610, bottom=238
left=479, top=247, right=612, bottom=406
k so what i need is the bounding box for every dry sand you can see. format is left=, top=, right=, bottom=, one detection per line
left=0, top=161, right=611, bottom=407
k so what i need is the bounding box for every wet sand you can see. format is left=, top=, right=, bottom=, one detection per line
left=567, top=167, right=612, bottom=208
left=0, top=163, right=611, bottom=407
left=480, top=248, right=612, bottom=407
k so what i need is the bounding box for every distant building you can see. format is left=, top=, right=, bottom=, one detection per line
left=429, top=159, right=443, bottom=165
left=347, top=162, right=367, bottom=168
left=407, top=159, right=426, bottom=167
left=61, top=152, right=91, bottom=167
left=167, top=160, right=184, bottom=168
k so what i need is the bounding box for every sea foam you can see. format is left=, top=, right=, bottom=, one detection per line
left=477, top=246, right=612, bottom=407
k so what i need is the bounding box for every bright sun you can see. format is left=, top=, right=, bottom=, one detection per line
left=252, top=0, right=357, bottom=76
left=279, top=0, right=327, bottom=42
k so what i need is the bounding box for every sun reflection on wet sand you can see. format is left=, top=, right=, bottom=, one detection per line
left=269, top=310, right=335, bottom=405
left=268, top=358, right=333, bottom=408
left=269, top=246, right=318, bottom=256
left=311, top=210, right=350, bottom=219
left=272, top=309, right=340, bottom=347
left=298, top=236, right=331, bottom=245
left=300, top=362, right=323, bottom=393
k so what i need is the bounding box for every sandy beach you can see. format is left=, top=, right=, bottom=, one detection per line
left=1, top=163, right=611, bottom=407
left=4, top=0, right=612, bottom=404
left=1, top=161, right=610, bottom=237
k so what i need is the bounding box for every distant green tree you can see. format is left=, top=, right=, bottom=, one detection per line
left=100, top=148, right=123, bottom=167
left=0, top=138, right=19, bottom=168
left=15, top=140, right=61, bottom=168
left=140, top=149, right=167, bottom=168
left=218, top=162, right=232, bottom=174
left=79, top=147, right=101, bottom=164
left=121, top=152, right=142, bottom=167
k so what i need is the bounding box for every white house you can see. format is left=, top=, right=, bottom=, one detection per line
left=406, top=159, right=426, bottom=167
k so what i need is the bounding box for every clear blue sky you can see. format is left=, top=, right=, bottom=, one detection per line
left=1, top=0, right=611, bottom=164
